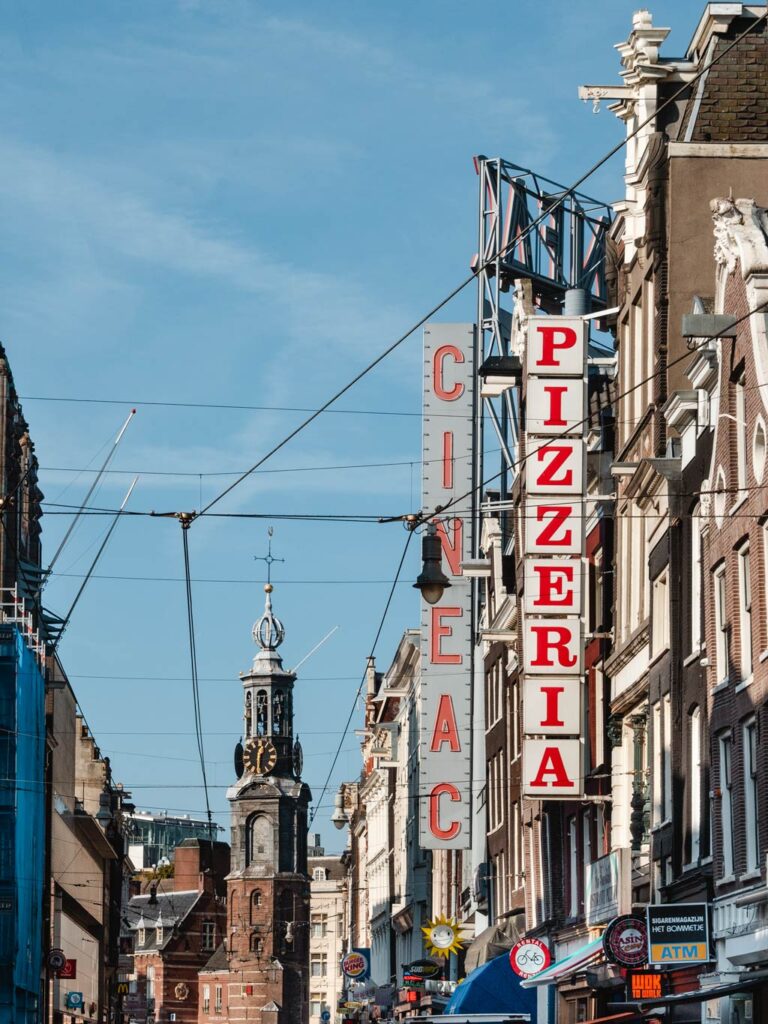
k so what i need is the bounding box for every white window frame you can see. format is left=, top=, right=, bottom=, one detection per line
left=713, top=563, right=728, bottom=686
left=738, top=543, right=753, bottom=682
left=663, top=694, right=672, bottom=821
left=691, top=510, right=702, bottom=653
left=736, top=372, right=747, bottom=494
left=719, top=732, right=734, bottom=878
left=652, top=701, right=662, bottom=825
left=215, top=984, right=222, bottom=1013
left=203, top=984, right=210, bottom=1014
left=744, top=718, right=759, bottom=872
left=651, top=569, right=670, bottom=656
left=202, top=920, right=216, bottom=952
left=690, top=707, right=702, bottom=864
left=568, top=816, right=578, bottom=918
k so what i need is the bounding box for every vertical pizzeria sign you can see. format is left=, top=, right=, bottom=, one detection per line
left=521, top=317, right=586, bottom=798
left=419, top=324, right=474, bottom=849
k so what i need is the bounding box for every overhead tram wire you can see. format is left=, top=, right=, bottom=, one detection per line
left=180, top=518, right=215, bottom=843
left=307, top=527, right=415, bottom=831
left=188, top=11, right=766, bottom=523
left=414, top=297, right=768, bottom=529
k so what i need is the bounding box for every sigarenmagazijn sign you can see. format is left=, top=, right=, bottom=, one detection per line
left=646, top=904, right=711, bottom=965
left=419, top=324, right=475, bottom=849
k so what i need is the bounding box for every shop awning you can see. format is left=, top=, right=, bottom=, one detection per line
left=520, top=936, right=604, bottom=988
left=581, top=1014, right=645, bottom=1024
left=444, top=952, right=538, bottom=1019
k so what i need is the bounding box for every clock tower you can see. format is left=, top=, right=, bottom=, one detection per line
left=198, top=583, right=311, bottom=1024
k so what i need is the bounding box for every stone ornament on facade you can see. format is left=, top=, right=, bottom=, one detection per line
left=711, top=196, right=768, bottom=277
left=174, top=982, right=189, bottom=1000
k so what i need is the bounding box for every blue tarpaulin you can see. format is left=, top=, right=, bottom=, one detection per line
left=444, top=952, right=538, bottom=1019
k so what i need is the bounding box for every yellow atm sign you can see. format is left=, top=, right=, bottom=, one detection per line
left=650, top=942, right=708, bottom=963
left=646, top=904, right=711, bottom=966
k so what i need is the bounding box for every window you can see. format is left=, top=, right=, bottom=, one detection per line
left=663, top=694, right=672, bottom=821
left=736, top=372, right=747, bottom=493
left=719, top=733, right=734, bottom=877
left=215, top=985, right=222, bottom=1014
left=653, top=701, right=662, bottom=825
left=311, top=997, right=326, bottom=1018
left=311, top=954, right=328, bottom=977
left=713, top=563, right=728, bottom=684
left=202, top=920, right=216, bottom=951
left=250, top=933, right=263, bottom=955
left=690, top=707, right=702, bottom=863
left=250, top=889, right=262, bottom=923
left=311, top=914, right=327, bottom=939
left=568, top=816, right=578, bottom=918
left=146, top=965, right=155, bottom=1001
left=691, top=510, right=702, bottom=652
left=203, top=984, right=210, bottom=1014
left=156, top=925, right=163, bottom=945
left=744, top=719, right=759, bottom=872
left=512, top=801, right=522, bottom=888
left=651, top=569, right=669, bottom=655
left=313, top=867, right=326, bottom=881
left=591, top=549, right=604, bottom=632
left=738, top=544, right=753, bottom=680
left=137, top=924, right=145, bottom=947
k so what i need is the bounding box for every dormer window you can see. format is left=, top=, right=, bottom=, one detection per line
left=138, top=925, right=145, bottom=947
left=156, top=926, right=163, bottom=945
left=313, top=867, right=326, bottom=882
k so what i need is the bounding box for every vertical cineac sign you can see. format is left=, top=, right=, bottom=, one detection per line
left=521, top=316, right=586, bottom=799
left=419, top=324, right=474, bottom=849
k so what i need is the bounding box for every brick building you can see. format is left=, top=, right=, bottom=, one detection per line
left=122, top=839, right=229, bottom=1024
left=197, top=584, right=310, bottom=1024
left=698, top=195, right=768, bottom=1019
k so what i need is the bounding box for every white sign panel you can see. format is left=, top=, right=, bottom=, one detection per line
left=524, top=499, right=583, bottom=555
left=526, top=377, right=585, bottom=435
left=526, top=317, right=586, bottom=376
left=523, top=558, right=582, bottom=615
left=521, top=315, right=587, bottom=800
left=523, top=677, right=581, bottom=736
left=522, top=738, right=583, bottom=797
left=419, top=324, right=475, bottom=849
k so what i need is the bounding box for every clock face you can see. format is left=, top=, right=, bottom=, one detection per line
left=244, top=738, right=277, bottom=776
left=292, top=741, right=303, bottom=778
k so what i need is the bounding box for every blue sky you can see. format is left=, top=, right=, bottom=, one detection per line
left=0, top=0, right=706, bottom=849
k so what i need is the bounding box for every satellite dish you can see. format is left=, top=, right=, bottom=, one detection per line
left=234, top=740, right=244, bottom=779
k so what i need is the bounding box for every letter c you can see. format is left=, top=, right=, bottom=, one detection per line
left=433, top=345, right=465, bottom=401
left=429, top=782, right=461, bottom=840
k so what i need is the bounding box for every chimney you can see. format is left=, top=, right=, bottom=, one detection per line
left=174, top=840, right=231, bottom=896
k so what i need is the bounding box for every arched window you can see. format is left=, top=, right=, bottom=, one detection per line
left=250, top=889, right=262, bottom=923
left=256, top=691, right=268, bottom=736
left=230, top=890, right=238, bottom=922
left=273, top=689, right=285, bottom=735
left=244, top=691, right=252, bottom=738
left=247, top=816, right=272, bottom=866
left=250, top=933, right=263, bottom=956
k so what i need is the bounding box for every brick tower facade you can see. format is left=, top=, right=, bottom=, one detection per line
left=198, top=583, right=311, bottom=1024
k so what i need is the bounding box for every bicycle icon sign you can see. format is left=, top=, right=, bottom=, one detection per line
left=509, top=938, right=552, bottom=979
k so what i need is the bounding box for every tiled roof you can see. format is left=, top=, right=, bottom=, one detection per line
left=681, top=16, right=768, bottom=142
left=123, top=889, right=201, bottom=952
left=200, top=943, right=230, bottom=973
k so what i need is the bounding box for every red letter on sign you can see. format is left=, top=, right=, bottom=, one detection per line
left=534, top=445, right=574, bottom=488
left=429, top=782, right=461, bottom=840
left=442, top=431, right=454, bottom=489
left=529, top=746, right=574, bottom=788
left=540, top=685, right=566, bottom=727
left=541, top=384, right=568, bottom=427
left=430, top=694, right=461, bottom=752
left=534, top=504, right=575, bottom=548
left=529, top=625, right=577, bottom=668
left=430, top=607, right=462, bottom=664
left=532, top=563, right=575, bottom=607
left=534, top=325, right=578, bottom=369
left=435, top=518, right=463, bottom=577
left=433, top=345, right=465, bottom=401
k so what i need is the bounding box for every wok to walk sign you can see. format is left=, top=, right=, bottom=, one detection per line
left=521, top=317, right=586, bottom=798
left=419, top=324, right=475, bottom=849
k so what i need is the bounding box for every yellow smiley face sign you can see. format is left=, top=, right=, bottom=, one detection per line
left=421, top=914, right=465, bottom=959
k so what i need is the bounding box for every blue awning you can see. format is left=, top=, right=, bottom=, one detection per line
left=444, top=952, right=537, bottom=1019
